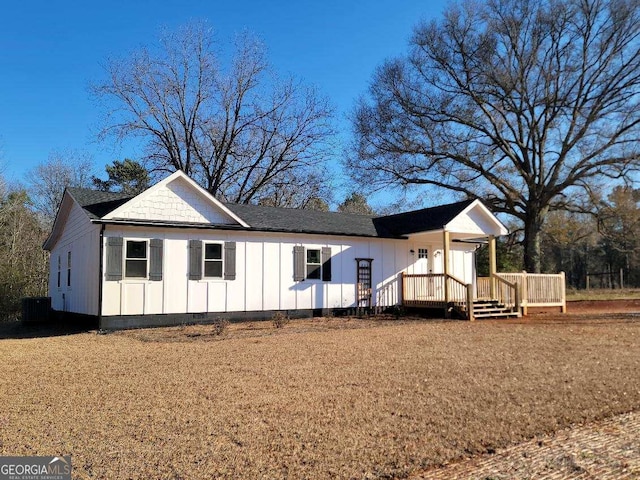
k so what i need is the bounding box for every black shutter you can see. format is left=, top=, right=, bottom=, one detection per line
left=149, top=239, right=163, bottom=281
left=224, top=241, right=236, bottom=280
left=322, top=247, right=332, bottom=282
left=293, top=246, right=305, bottom=281
left=105, top=237, right=123, bottom=281
left=188, top=240, right=203, bottom=280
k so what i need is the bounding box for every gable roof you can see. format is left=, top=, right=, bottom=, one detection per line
left=101, top=171, right=249, bottom=227
left=373, top=199, right=475, bottom=236
left=43, top=171, right=507, bottom=250
left=63, top=185, right=497, bottom=239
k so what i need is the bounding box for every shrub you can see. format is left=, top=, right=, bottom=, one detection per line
left=393, top=306, right=406, bottom=319
left=212, top=318, right=230, bottom=336
left=272, top=311, right=290, bottom=329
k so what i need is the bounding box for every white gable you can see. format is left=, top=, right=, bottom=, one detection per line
left=445, top=200, right=508, bottom=236
left=102, top=171, right=248, bottom=226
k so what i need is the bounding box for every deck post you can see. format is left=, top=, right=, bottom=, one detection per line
left=560, top=271, right=567, bottom=313
left=521, top=270, right=528, bottom=316
left=399, top=271, right=405, bottom=307
left=466, top=283, right=475, bottom=321
left=488, top=235, right=497, bottom=299
left=443, top=230, right=451, bottom=318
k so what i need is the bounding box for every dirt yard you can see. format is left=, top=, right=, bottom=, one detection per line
left=568, top=298, right=640, bottom=313
left=0, top=313, right=638, bottom=479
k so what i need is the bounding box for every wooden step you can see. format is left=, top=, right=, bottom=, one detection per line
left=455, top=300, right=522, bottom=320
left=471, top=299, right=520, bottom=319
left=473, top=306, right=508, bottom=313
left=474, top=310, right=519, bottom=317
left=473, top=303, right=507, bottom=309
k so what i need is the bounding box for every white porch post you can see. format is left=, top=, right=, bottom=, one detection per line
left=443, top=230, right=450, bottom=316
left=489, top=234, right=497, bottom=299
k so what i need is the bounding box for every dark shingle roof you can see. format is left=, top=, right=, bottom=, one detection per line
left=373, top=199, right=475, bottom=236
left=223, top=203, right=381, bottom=237
left=67, top=188, right=133, bottom=219
left=68, top=186, right=475, bottom=238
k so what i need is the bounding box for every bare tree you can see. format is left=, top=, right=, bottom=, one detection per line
left=93, top=22, right=335, bottom=205
left=255, top=169, right=333, bottom=209
left=26, top=149, right=94, bottom=226
left=350, top=0, right=640, bottom=272
left=0, top=186, right=48, bottom=321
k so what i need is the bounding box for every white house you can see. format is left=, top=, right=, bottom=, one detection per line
left=43, top=171, right=509, bottom=329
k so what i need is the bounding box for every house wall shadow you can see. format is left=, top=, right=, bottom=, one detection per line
left=0, top=316, right=96, bottom=340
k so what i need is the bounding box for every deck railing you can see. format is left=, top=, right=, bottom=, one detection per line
left=401, top=273, right=472, bottom=317
left=494, top=274, right=520, bottom=310
left=446, top=274, right=468, bottom=307
left=404, top=271, right=566, bottom=318
left=477, top=271, right=566, bottom=314
left=476, top=275, right=519, bottom=310
left=402, top=273, right=446, bottom=307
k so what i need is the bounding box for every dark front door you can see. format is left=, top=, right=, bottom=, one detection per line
left=356, top=258, right=373, bottom=308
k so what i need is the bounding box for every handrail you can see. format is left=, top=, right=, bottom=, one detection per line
left=445, top=273, right=468, bottom=304
left=493, top=271, right=566, bottom=314
left=445, top=274, right=474, bottom=320
left=492, top=273, right=519, bottom=311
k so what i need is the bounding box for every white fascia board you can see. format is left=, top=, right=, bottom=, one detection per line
left=445, top=199, right=509, bottom=236
left=42, top=190, right=82, bottom=251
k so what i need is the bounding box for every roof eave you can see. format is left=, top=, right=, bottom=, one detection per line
left=43, top=190, right=89, bottom=251
left=92, top=219, right=407, bottom=239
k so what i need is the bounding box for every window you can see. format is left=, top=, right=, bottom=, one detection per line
left=57, top=255, right=61, bottom=288
left=293, top=246, right=331, bottom=282
left=125, top=240, right=147, bottom=278
left=67, top=251, right=72, bottom=287
left=306, top=249, right=321, bottom=279
left=418, top=248, right=428, bottom=259
left=204, top=243, right=223, bottom=278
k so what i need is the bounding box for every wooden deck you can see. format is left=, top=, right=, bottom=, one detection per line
left=402, top=272, right=566, bottom=319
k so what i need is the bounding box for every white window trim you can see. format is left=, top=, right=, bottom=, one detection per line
left=124, top=238, right=149, bottom=280
left=66, top=251, right=72, bottom=290
left=305, top=247, right=322, bottom=281
left=203, top=241, right=224, bottom=280
left=57, top=254, right=61, bottom=290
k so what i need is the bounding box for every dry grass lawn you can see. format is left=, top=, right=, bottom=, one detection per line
left=567, top=287, right=640, bottom=301
left=0, top=314, right=639, bottom=479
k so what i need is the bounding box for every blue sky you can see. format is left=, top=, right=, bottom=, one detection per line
left=0, top=0, right=448, bottom=200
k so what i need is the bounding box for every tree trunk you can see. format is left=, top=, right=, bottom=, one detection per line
left=523, top=209, right=547, bottom=273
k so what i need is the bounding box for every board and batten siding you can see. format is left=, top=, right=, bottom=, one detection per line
left=48, top=201, right=101, bottom=316
left=99, top=226, right=459, bottom=317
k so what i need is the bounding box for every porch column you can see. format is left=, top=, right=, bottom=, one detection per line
left=443, top=230, right=450, bottom=314
left=489, top=234, right=497, bottom=299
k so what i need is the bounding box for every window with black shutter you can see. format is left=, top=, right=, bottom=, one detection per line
left=204, top=243, right=223, bottom=278
left=293, top=246, right=332, bottom=282
left=125, top=240, right=147, bottom=278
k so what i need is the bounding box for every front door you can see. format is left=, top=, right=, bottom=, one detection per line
left=416, top=247, right=429, bottom=274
